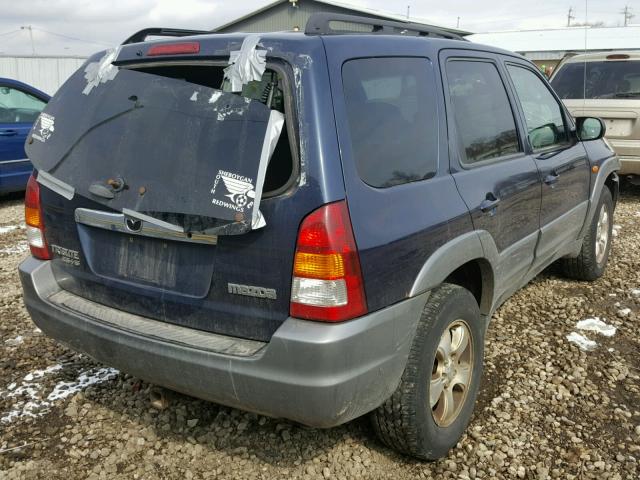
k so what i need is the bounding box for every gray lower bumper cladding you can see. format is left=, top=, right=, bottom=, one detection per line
left=20, top=257, right=427, bottom=427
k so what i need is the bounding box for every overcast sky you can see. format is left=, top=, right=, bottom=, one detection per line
left=0, top=0, right=636, bottom=56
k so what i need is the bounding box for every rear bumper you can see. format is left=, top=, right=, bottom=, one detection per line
left=607, top=139, right=640, bottom=174
left=19, top=257, right=426, bottom=427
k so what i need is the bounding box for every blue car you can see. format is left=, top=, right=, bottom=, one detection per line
left=0, top=78, right=49, bottom=194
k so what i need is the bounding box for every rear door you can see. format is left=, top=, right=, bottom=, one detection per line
left=504, top=61, right=590, bottom=266
left=0, top=83, right=46, bottom=191
left=441, top=50, right=541, bottom=298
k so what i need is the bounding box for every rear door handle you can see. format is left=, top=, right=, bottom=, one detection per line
left=0, top=129, right=17, bottom=136
left=480, top=195, right=500, bottom=213
left=544, top=173, right=559, bottom=185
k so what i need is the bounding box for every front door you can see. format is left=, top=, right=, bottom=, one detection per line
left=503, top=62, right=590, bottom=266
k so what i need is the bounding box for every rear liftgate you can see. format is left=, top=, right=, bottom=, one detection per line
left=26, top=37, right=284, bottom=237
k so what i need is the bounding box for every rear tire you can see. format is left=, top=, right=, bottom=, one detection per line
left=371, top=284, right=484, bottom=460
left=561, top=188, right=613, bottom=281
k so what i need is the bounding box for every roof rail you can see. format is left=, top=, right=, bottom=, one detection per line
left=304, top=13, right=467, bottom=40
left=122, top=27, right=211, bottom=45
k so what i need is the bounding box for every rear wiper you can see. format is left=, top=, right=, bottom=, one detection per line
left=614, top=92, right=640, bottom=98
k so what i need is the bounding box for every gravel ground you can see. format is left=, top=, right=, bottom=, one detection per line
left=1, top=187, right=639, bottom=479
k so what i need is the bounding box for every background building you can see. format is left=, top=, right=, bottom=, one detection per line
left=215, top=0, right=467, bottom=35
left=0, top=55, right=86, bottom=95
left=470, top=25, right=640, bottom=71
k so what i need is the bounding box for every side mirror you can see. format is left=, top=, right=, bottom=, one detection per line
left=576, top=117, right=606, bottom=141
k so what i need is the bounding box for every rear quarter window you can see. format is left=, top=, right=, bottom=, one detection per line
left=342, top=57, right=438, bottom=188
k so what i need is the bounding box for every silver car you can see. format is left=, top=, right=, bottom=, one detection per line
left=551, top=51, right=640, bottom=179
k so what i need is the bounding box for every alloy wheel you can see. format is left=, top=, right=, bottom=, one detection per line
left=430, top=320, right=474, bottom=427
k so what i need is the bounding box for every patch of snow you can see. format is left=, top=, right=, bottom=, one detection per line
left=632, top=289, right=640, bottom=297
left=47, top=367, right=118, bottom=402
left=4, top=335, right=24, bottom=346
left=0, top=225, right=19, bottom=234
left=1, top=365, right=63, bottom=422
left=23, top=364, right=63, bottom=382
left=566, top=332, right=597, bottom=351
left=618, top=308, right=631, bottom=317
left=612, top=225, right=621, bottom=237
left=190, top=91, right=198, bottom=101
left=576, top=317, right=616, bottom=337
left=1, top=365, right=118, bottom=423
left=0, top=243, right=28, bottom=255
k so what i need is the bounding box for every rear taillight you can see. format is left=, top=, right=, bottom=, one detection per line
left=290, top=201, right=367, bottom=322
left=147, top=42, right=200, bottom=56
left=25, top=173, right=51, bottom=260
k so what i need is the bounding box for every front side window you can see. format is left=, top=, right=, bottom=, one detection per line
left=342, top=57, right=438, bottom=188
left=507, top=65, right=569, bottom=150
left=0, top=86, right=46, bottom=124
left=446, top=60, right=520, bottom=165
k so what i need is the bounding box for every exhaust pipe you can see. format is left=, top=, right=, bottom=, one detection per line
left=150, top=387, right=171, bottom=410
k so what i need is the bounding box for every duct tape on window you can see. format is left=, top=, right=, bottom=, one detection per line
left=224, top=35, right=267, bottom=92
left=83, top=46, right=121, bottom=95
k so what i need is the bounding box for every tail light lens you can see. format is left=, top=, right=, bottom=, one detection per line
left=290, top=201, right=367, bottom=322
left=25, top=173, right=51, bottom=260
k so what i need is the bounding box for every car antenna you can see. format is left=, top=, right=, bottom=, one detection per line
left=582, top=0, right=588, bottom=110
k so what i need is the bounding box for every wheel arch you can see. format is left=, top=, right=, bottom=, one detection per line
left=409, top=231, right=496, bottom=316
left=579, top=155, right=620, bottom=239
left=604, top=171, right=619, bottom=208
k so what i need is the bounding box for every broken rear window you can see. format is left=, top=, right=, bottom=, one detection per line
left=26, top=50, right=292, bottom=235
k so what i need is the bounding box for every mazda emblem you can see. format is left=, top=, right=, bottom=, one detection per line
left=125, top=217, right=142, bottom=232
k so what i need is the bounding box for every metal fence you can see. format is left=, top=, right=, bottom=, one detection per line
left=0, top=56, right=87, bottom=95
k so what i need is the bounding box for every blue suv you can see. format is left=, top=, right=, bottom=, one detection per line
left=18, top=14, right=619, bottom=459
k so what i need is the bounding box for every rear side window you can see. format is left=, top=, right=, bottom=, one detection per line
left=507, top=65, right=569, bottom=151
left=551, top=60, right=640, bottom=99
left=446, top=60, right=520, bottom=165
left=342, top=57, right=438, bottom=188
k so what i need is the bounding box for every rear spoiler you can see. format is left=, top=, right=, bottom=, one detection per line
left=122, top=28, right=212, bottom=45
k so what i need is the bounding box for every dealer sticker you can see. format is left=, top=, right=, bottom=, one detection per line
left=32, top=113, right=55, bottom=143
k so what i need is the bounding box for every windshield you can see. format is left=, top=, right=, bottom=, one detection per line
left=551, top=60, right=640, bottom=99
left=26, top=55, right=285, bottom=235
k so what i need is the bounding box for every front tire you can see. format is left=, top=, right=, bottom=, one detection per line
left=371, top=284, right=485, bottom=460
left=561, top=188, right=613, bottom=281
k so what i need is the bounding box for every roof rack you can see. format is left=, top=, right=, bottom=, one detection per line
left=122, top=27, right=212, bottom=45
left=304, top=13, right=467, bottom=40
